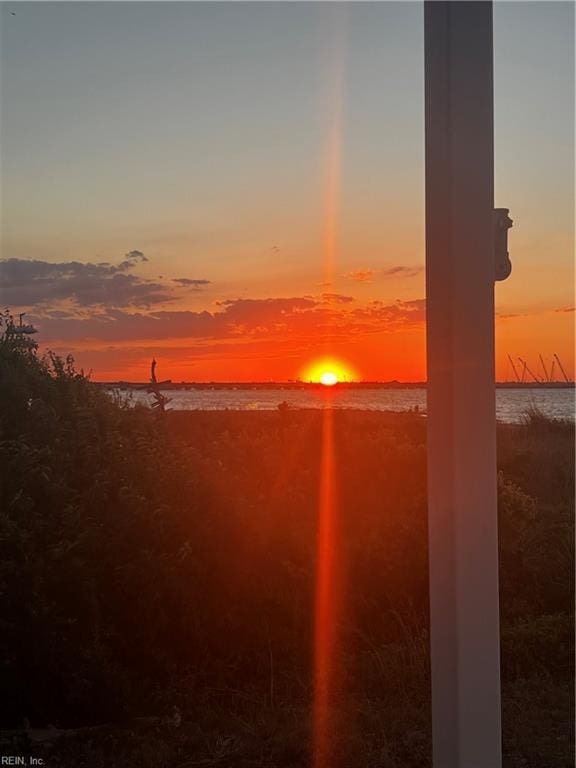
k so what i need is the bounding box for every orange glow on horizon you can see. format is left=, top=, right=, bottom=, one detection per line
left=302, top=358, right=358, bottom=385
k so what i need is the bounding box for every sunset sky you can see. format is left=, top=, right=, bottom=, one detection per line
left=1, top=1, right=574, bottom=382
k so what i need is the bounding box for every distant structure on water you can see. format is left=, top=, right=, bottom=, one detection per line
left=147, top=358, right=172, bottom=412
left=506, top=353, right=573, bottom=385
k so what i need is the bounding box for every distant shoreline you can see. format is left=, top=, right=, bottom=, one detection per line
left=96, top=381, right=575, bottom=391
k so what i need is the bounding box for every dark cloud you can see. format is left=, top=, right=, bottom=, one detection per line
left=496, top=307, right=557, bottom=321
left=172, top=278, right=212, bottom=288
left=353, top=298, right=426, bottom=328
left=496, top=312, right=522, bottom=320
left=30, top=294, right=427, bottom=345
left=216, top=297, right=317, bottom=315
left=117, top=250, right=148, bottom=270
left=382, top=265, right=424, bottom=278
left=32, top=310, right=216, bottom=343
left=0, top=253, right=208, bottom=309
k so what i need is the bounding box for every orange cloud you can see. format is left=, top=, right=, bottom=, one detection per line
left=344, top=266, right=423, bottom=283
left=345, top=269, right=375, bottom=282
left=31, top=294, right=427, bottom=347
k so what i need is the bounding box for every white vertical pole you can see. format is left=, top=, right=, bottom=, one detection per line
left=425, top=3, right=502, bottom=768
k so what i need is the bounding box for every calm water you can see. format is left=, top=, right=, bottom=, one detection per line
left=123, top=387, right=575, bottom=424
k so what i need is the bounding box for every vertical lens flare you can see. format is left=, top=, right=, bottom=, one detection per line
left=313, top=405, right=342, bottom=768
left=322, top=102, right=343, bottom=289
left=320, top=13, right=347, bottom=293
left=313, top=8, right=348, bottom=768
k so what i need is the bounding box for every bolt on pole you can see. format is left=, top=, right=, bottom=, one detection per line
left=424, top=2, right=502, bottom=767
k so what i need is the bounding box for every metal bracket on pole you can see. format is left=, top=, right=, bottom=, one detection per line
left=494, top=208, right=513, bottom=281
left=425, top=2, right=502, bottom=767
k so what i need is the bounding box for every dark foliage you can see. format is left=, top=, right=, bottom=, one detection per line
left=0, top=316, right=573, bottom=766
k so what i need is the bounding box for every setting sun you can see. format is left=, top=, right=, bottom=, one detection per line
left=319, top=371, right=338, bottom=387
left=302, top=358, right=358, bottom=385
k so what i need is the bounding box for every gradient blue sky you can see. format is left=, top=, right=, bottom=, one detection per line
left=1, top=1, right=573, bottom=380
